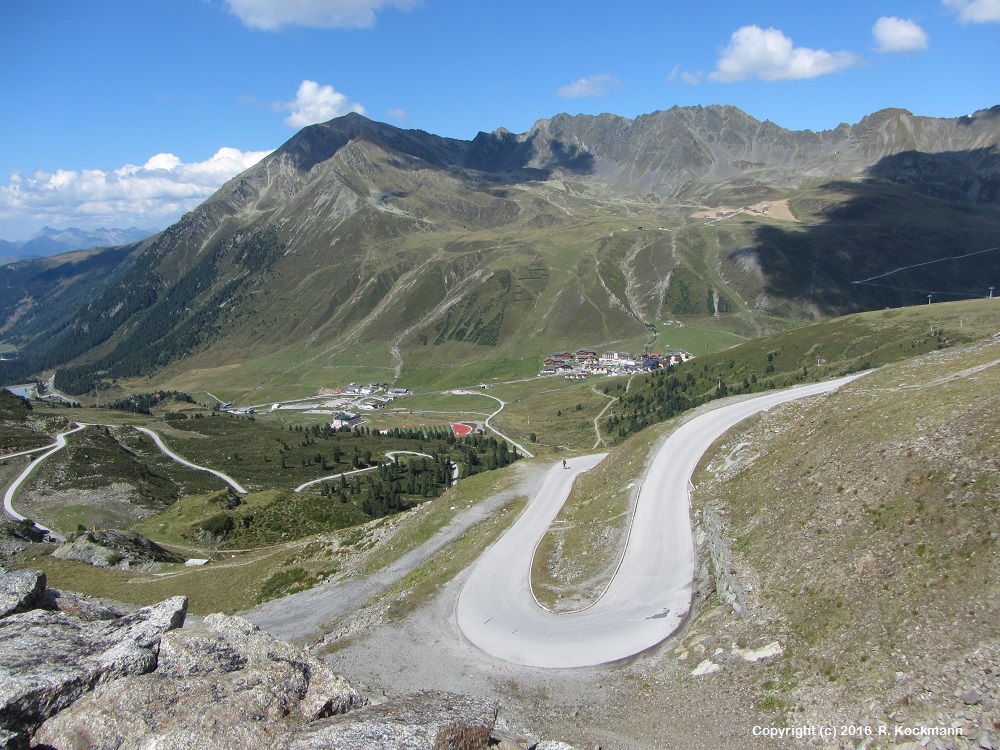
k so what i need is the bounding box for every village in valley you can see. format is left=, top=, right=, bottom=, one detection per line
left=538, top=347, right=693, bottom=379
left=203, top=346, right=697, bottom=443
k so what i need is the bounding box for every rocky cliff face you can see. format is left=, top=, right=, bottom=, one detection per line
left=0, top=568, right=567, bottom=750
left=0, top=522, right=48, bottom=565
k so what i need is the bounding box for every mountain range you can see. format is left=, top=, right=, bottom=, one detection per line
left=0, top=226, right=159, bottom=263
left=1, top=104, right=999, bottom=396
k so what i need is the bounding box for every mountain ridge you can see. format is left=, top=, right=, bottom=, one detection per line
left=1, top=104, right=998, bottom=396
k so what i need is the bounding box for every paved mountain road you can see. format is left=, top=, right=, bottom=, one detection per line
left=2, top=423, right=88, bottom=540
left=134, top=427, right=248, bottom=494
left=456, top=374, right=865, bottom=668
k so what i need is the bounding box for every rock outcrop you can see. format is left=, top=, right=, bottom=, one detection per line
left=34, top=613, right=364, bottom=750
left=0, top=569, right=574, bottom=750
left=38, top=588, right=122, bottom=622
left=0, top=521, right=48, bottom=564
left=0, top=573, right=186, bottom=746
left=0, top=569, right=45, bottom=619
left=287, top=691, right=497, bottom=750
left=51, top=529, right=184, bottom=570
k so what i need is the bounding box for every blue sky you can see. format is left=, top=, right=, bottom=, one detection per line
left=1, top=0, right=998, bottom=240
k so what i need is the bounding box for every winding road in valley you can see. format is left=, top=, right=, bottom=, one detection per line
left=477, top=393, right=534, bottom=459
left=456, top=374, right=865, bottom=668
left=3, top=424, right=249, bottom=538
left=134, top=427, right=248, bottom=494
left=2, top=423, right=88, bottom=540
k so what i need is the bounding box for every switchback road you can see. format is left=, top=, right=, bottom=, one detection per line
left=456, top=374, right=865, bottom=668
left=134, top=427, right=248, bottom=494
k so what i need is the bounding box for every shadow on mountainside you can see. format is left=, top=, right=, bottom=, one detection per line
left=462, top=128, right=596, bottom=183
left=278, top=112, right=596, bottom=184
left=732, top=147, right=1000, bottom=317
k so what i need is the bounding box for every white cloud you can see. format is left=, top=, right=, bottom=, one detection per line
left=557, top=74, right=622, bottom=98
left=0, top=148, right=272, bottom=238
left=943, top=0, right=1000, bottom=22
left=873, top=17, right=929, bottom=53
left=666, top=65, right=702, bottom=85
left=709, top=26, right=859, bottom=82
left=282, top=80, right=366, bottom=128
left=385, top=108, right=409, bottom=124
left=225, top=0, right=417, bottom=30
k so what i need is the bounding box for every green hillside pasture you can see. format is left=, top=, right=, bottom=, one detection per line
left=111, top=426, right=229, bottom=496
left=152, top=342, right=397, bottom=407
left=0, top=390, right=59, bottom=453
left=690, top=338, right=1000, bottom=716
left=33, top=455, right=534, bottom=615
left=489, top=377, right=613, bottom=453
left=0, top=423, right=53, bottom=454
left=16, top=425, right=185, bottom=532
left=22, top=539, right=327, bottom=615
left=130, top=412, right=518, bottom=502
left=196, top=489, right=372, bottom=550
left=0, top=389, right=34, bottom=421
left=141, top=413, right=464, bottom=492
left=606, top=298, right=1000, bottom=443
left=376, top=392, right=494, bottom=430
left=393, top=344, right=542, bottom=392
left=134, top=483, right=384, bottom=554
left=654, top=321, right=750, bottom=356
left=133, top=489, right=240, bottom=551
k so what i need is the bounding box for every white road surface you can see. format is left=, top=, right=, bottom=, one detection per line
left=134, top=427, right=248, bottom=494
left=456, top=374, right=865, bottom=668
left=2, top=423, right=88, bottom=539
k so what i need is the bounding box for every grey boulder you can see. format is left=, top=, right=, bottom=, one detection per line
left=288, top=690, right=498, bottom=750
left=33, top=614, right=363, bottom=750
left=0, top=595, right=186, bottom=739
left=0, top=569, right=45, bottom=619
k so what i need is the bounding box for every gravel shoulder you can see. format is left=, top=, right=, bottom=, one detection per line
left=244, top=460, right=550, bottom=642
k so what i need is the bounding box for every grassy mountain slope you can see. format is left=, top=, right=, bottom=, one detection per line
left=529, top=309, right=998, bottom=739
left=600, top=297, right=1000, bottom=442
left=0, top=242, right=146, bottom=367
left=0, top=106, right=996, bottom=399
left=686, top=335, right=999, bottom=735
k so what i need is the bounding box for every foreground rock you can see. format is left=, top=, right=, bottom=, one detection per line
left=51, top=529, right=184, bottom=570
left=38, top=588, right=122, bottom=622
left=1, top=570, right=573, bottom=750
left=288, top=691, right=497, bottom=750
left=0, top=593, right=186, bottom=743
left=34, top=614, right=365, bottom=750
left=0, top=569, right=45, bottom=618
